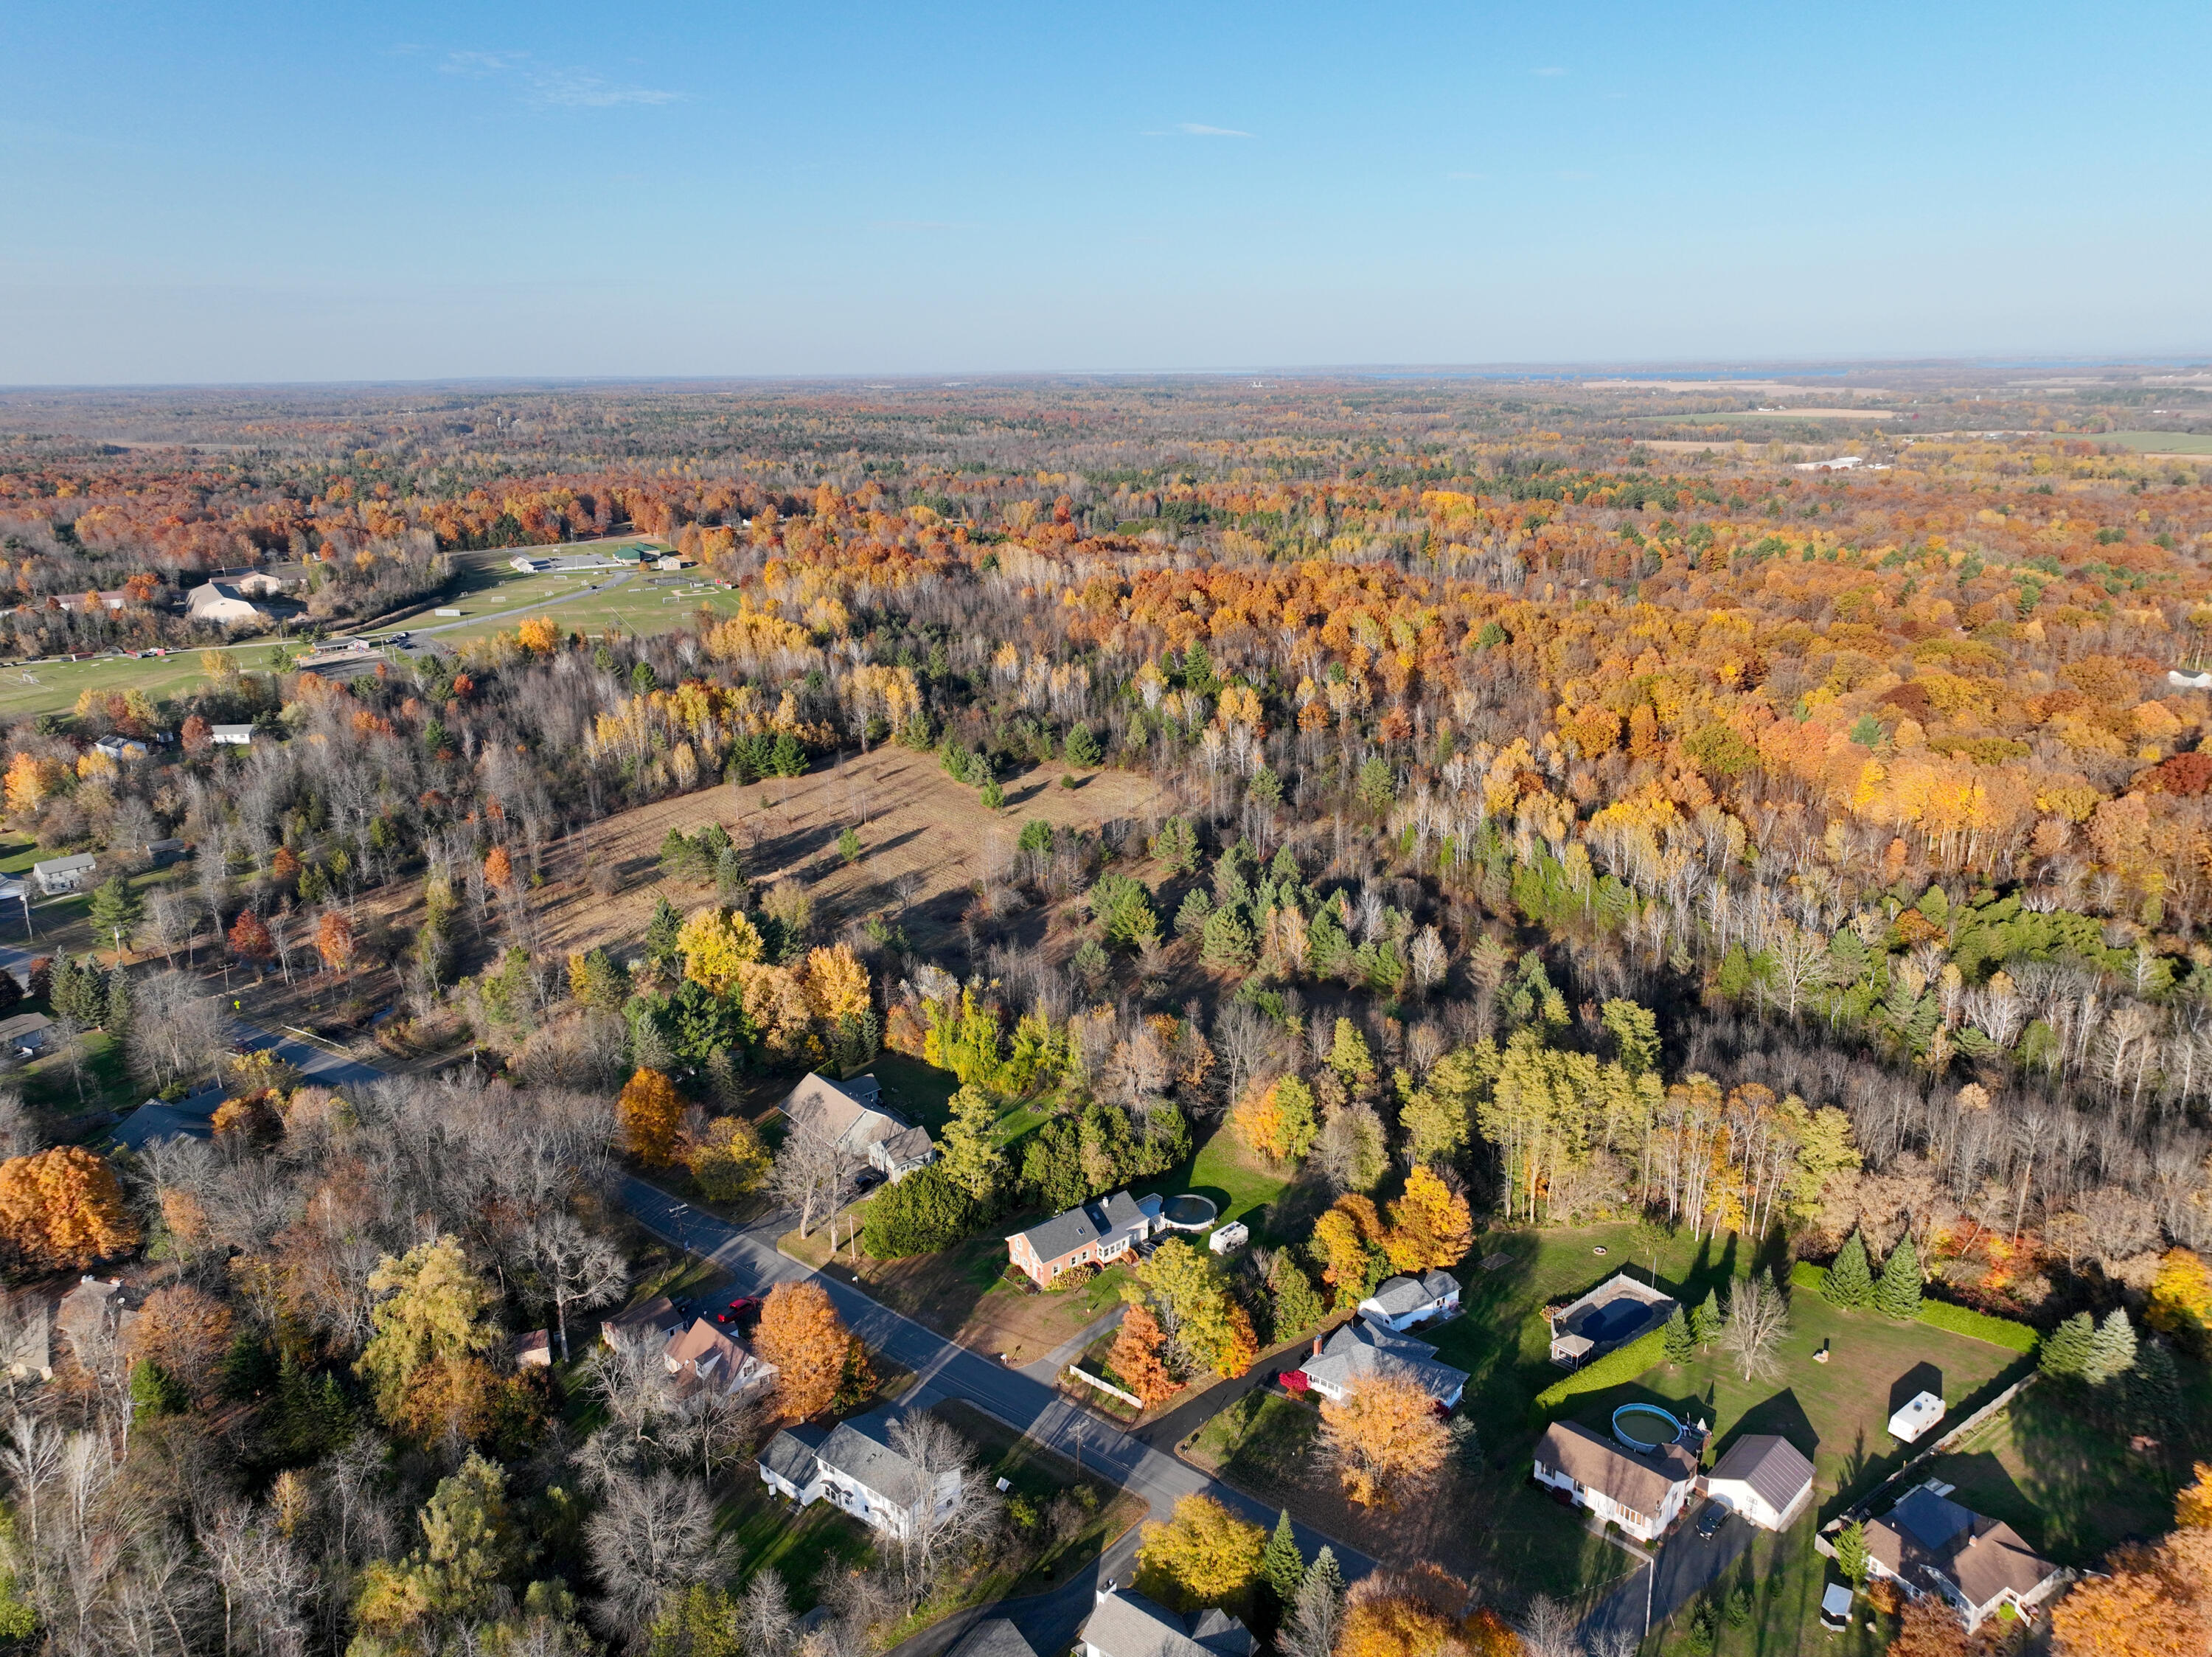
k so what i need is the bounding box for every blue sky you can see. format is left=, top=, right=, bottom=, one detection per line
left=3, top=1, right=2208, bottom=383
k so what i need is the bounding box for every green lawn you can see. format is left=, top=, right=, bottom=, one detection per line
left=1130, top=1125, right=1293, bottom=1240
left=1651, top=1520, right=1890, bottom=1657
left=0, top=645, right=282, bottom=722
left=412, top=555, right=746, bottom=647
left=2096, top=429, right=2212, bottom=454
left=722, top=1477, right=877, bottom=1611
left=1910, top=1378, right=2195, bottom=1565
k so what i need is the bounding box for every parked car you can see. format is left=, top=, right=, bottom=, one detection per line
left=714, top=1296, right=762, bottom=1328
left=1696, top=1501, right=1728, bottom=1540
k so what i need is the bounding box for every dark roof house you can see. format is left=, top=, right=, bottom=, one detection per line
left=1006, top=1190, right=1158, bottom=1287
left=1865, top=1484, right=2067, bottom=1630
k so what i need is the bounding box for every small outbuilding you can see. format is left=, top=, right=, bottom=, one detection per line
left=1705, top=1433, right=1816, bottom=1530
left=1888, top=1391, right=1945, bottom=1444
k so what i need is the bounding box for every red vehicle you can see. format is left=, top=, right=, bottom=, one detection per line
left=714, top=1295, right=763, bottom=1327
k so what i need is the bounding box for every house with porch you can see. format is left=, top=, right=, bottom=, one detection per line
left=1532, top=1420, right=1699, bottom=1543
left=1005, top=1190, right=1162, bottom=1288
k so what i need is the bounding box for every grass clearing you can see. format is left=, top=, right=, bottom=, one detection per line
left=0, top=645, right=282, bottom=722
left=2095, top=430, right=2212, bottom=455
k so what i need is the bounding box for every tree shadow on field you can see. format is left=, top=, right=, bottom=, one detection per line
left=1888, top=1361, right=1944, bottom=1419
left=1722, top=1386, right=1818, bottom=1464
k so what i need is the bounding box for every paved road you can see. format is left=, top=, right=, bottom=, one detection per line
left=617, top=1175, right=1374, bottom=1613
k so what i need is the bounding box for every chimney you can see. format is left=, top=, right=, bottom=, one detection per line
left=1311, top=1335, right=1323, bottom=1359
left=1097, top=1578, right=1118, bottom=1606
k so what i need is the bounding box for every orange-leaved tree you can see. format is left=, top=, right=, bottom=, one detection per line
left=1338, top=1566, right=1498, bottom=1657
left=1311, top=1193, right=1385, bottom=1307
left=617, top=1068, right=685, bottom=1167
left=1233, top=1073, right=1318, bottom=1166
left=228, top=909, right=274, bottom=969
left=484, top=845, right=514, bottom=892
left=515, top=616, right=561, bottom=653
left=755, top=1279, right=860, bottom=1422
left=1385, top=1165, right=1474, bottom=1274
left=316, top=910, right=356, bottom=973
left=2053, top=1462, right=2212, bottom=1657
left=1108, top=1305, right=1179, bottom=1406
left=1318, top=1373, right=1451, bottom=1507
left=0, top=1147, right=139, bottom=1270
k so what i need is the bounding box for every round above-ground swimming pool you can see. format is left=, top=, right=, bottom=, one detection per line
left=1612, top=1403, right=1686, bottom=1453
left=1159, top=1194, right=1218, bottom=1231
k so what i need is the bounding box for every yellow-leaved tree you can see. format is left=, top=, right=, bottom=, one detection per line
left=357, top=1237, right=500, bottom=1426
left=618, top=1068, right=686, bottom=1167
left=675, top=906, right=765, bottom=996
left=1135, top=1494, right=1264, bottom=1612
left=1385, top=1165, right=1475, bottom=1274
left=1319, top=1373, right=1451, bottom=1507
left=0, top=1147, right=139, bottom=1271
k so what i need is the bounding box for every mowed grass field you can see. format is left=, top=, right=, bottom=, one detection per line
left=0, top=644, right=285, bottom=721
left=2096, top=429, right=2212, bottom=455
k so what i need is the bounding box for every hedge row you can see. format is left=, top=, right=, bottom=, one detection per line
left=1534, top=1327, right=1668, bottom=1413
left=1790, top=1261, right=2039, bottom=1354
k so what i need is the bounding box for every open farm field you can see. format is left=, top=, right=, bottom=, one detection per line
left=2096, top=428, right=2212, bottom=454
left=0, top=644, right=281, bottom=721
left=520, top=743, right=1166, bottom=967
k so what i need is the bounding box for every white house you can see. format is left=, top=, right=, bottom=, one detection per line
left=1358, top=1268, right=1462, bottom=1332
left=0, top=1013, right=53, bottom=1057
left=30, top=853, right=97, bottom=895
left=662, top=1317, right=776, bottom=1397
left=1297, top=1319, right=1468, bottom=1408
left=92, top=735, right=151, bottom=762
left=757, top=1409, right=962, bottom=1538
left=781, top=1071, right=936, bottom=1183
left=601, top=1295, right=686, bottom=1349
left=1532, top=1420, right=1699, bottom=1543
left=1705, top=1434, right=1815, bottom=1530
left=1865, top=1484, right=2067, bottom=1633
left=209, top=724, right=256, bottom=746
left=184, top=581, right=268, bottom=625
left=1080, top=1585, right=1254, bottom=1657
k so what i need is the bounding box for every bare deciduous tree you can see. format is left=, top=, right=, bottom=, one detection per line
left=584, top=1467, right=732, bottom=1644
left=1719, top=1277, right=1792, bottom=1383
left=526, top=1212, right=628, bottom=1362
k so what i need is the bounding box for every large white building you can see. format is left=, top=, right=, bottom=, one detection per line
left=1704, top=1434, right=1815, bottom=1530
left=758, top=1409, right=961, bottom=1538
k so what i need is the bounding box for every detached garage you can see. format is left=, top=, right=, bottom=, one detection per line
left=1705, top=1434, right=1815, bottom=1531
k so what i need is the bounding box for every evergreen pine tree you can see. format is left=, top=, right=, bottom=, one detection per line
left=1300, top=1546, right=1343, bottom=1602
left=1834, top=1520, right=1869, bottom=1587
left=1824, top=1231, right=1874, bottom=1310
left=1261, top=1510, right=1304, bottom=1602
left=2084, top=1308, right=2139, bottom=1386
left=1664, top=1305, right=1696, bottom=1364
left=2039, top=1311, right=2096, bottom=1378
left=2125, top=1338, right=2182, bottom=1430
left=104, top=965, right=132, bottom=1043
left=644, top=897, right=684, bottom=965
left=53, top=956, right=106, bottom=1026
left=1874, top=1236, right=1923, bottom=1319
left=1691, top=1287, right=1722, bottom=1344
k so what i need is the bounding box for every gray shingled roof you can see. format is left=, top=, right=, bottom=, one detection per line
left=1303, top=1320, right=1468, bottom=1403
left=1011, top=1189, right=1147, bottom=1264
left=1083, top=1592, right=1252, bottom=1657
left=951, top=1620, right=1040, bottom=1657
left=1708, top=1434, right=1814, bottom=1515
left=1364, top=1269, right=1460, bottom=1317
left=1535, top=1420, right=1698, bottom=1518
left=815, top=1409, right=926, bottom=1499
left=762, top=1424, right=828, bottom=1485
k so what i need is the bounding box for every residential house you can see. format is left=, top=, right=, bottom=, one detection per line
left=31, top=852, right=98, bottom=894
left=757, top=1408, right=962, bottom=1538
left=209, top=724, right=256, bottom=746
left=2, top=1299, right=51, bottom=1383
left=1865, top=1484, right=2067, bottom=1632
left=601, top=1295, right=686, bottom=1349
left=1296, top=1319, right=1469, bottom=1408
left=947, top=1619, right=1040, bottom=1657
left=1704, top=1434, right=1815, bottom=1530
left=1005, top=1190, right=1161, bottom=1288
left=1079, top=1585, right=1255, bottom=1657
left=145, top=838, right=187, bottom=866
left=1547, top=1272, right=1677, bottom=1367
left=184, top=580, right=268, bottom=625
left=1532, top=1420, right=1699, bottom=1543
left=1358, top=1268, right=1462, bottom=1332
left=780, top=1071, right=936, bottom=1182
left=56, top=1276, right=136, bottom=1357
left=0, top=1013, right=54, bottom=1057
left=93, top=735, right=151, bottom=762
left=663, top=1317, right=776, bottom=1397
